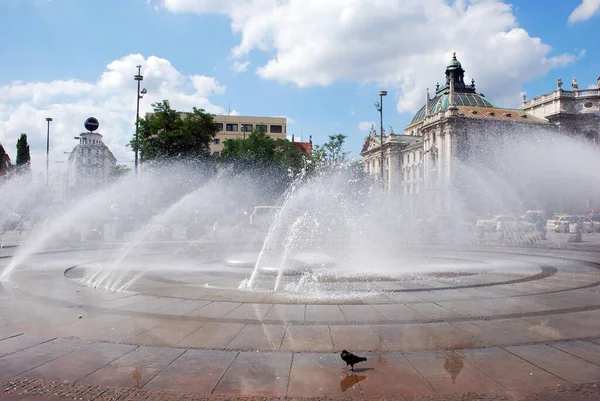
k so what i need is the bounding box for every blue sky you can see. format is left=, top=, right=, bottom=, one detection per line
left=0, top=0, right=598, bottom=175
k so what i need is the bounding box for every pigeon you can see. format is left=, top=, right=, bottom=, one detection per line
left=341, top=350, right=367, bottom=371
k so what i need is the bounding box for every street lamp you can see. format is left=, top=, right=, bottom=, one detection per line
left=374, top=90, right=387, bottom=190
left=134, top=65, right=147, bottom=175
left=46, top=117, right=53, bottom=185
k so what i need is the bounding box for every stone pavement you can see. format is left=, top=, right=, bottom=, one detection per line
left=2, top=332, right=600, bottom=399
left=2, top=239, right=600, bottom=399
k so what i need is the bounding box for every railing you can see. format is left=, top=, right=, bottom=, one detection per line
left=523, top=88, right=599, bottom=108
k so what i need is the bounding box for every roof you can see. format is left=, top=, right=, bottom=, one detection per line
left=293, top=142, right=312, bottom=153
left=456, top=106, right=549, bottom=124
left=411, top=91, right=495, bottom=124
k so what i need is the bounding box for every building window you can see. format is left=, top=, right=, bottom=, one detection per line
left=256, top=124, right=267, bottom=133
left=214, top=138, right=220, bottom=145
left=241, top=124, right=253, bottom=133
left=226, top=123, right=238, bottom=132
left=216, top=123, right=223, bottom=131
left=270, top=125, right=283, bottom=134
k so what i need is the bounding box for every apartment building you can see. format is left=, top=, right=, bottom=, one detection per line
left=210, top=115, right=287, bottom=154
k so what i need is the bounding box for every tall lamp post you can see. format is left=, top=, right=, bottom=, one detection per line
left=45, top=117, right=53, bottom=185
left=374, top=90, right=387, bottom=190
left=134, top=65, right=147, bottom=175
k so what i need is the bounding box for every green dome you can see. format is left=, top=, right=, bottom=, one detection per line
left=446, top=52, right=462, bottom=69
left=410, top=91, right=495, bottom=125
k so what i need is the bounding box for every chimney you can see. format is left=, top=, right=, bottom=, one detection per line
left=292, top=134, right=295, bottom=142
left=309, top=135, right=313, bottom=150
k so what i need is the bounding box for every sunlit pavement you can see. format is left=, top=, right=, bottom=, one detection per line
left=2, top=233, right=600, bottom=399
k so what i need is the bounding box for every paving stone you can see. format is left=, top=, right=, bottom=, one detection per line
left=25, top=342, right=137, bottom=382
left=360, top=352, right=435, bottom=397
left=406, top=303, right=464, bottom=320
left=506, top=344, right=600, bottom=384
left=99, top=295, right=158, bottom=309
left=551, top=340, right=600, bottom=366
left=126, top=320, right=206, bottom=346
left=404, top=349, right=504, bottom=394
left=451, top=320, right=531, bottom=346
left=176, top=322, right=245, bottom=348
left=144, top=349, right=236, bottom=393
left=222, top=303, right=273, bottom=321
left=371, top=304, right=427, bottom=321
left=214, top=351, right=291, bottom=396
left=304, top=305, right=346, bottom=323
left=338, top=305, right=387, bottom=323
left=371, top=322, right=484, bottom=351
left=0, top=334, right=52, bottom=357
left=186, top=302, right=242, bottom=319
left=262, top=304, right=305, bottom=322
left=329, top=325, right=386, bottom=352
left=287, top=352, right=365, bottom=397
left=279, top=324, right=334, bottom=352
left=118, top=297, right=182, bottom=312
left=151, top=300, right=212, bottom=316
left=0, top=338, right=93, bottom=377
left=458, top=347, right=568, bottom=390
left=83, top=345, right=185, bottom=388
left=83, top=317, right=166, bottom=342
left=226, top=323, right=286, bottom=351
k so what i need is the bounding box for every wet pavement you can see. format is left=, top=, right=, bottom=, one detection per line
left=1, top=237, right=600, bottom=399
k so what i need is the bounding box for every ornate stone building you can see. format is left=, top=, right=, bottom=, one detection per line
left=361, top=53, right=550, bottom=216
left=521, top=76, right=600, bottom=143
left=67, top=131, right=117, bottom=192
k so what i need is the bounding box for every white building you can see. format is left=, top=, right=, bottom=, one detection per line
left=521, top=76, right=600, bottom=143
left=361, top=53, right=550, bottom=216
left=67, top=131, right=117, bottom=192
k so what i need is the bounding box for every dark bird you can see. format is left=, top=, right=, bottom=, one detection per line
left=340, top=350, right=367, bottom=371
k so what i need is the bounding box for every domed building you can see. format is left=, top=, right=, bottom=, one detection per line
left=361, top=53, right=550, bottom=216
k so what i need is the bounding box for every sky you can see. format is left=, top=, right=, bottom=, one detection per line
left=0, top=0, right=599, bottom=178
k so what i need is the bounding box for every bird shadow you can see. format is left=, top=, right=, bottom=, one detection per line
left=352, top=367, right=374, bottom=373
left=340, top=372, right=367, bottom=392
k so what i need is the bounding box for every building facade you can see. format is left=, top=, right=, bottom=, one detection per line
left=361, top=53, right=550, bottom=216
left=521, top=76, right=600, bottom=143
left=67, top=131, right=117, bottom=192
left=210, top=115, right=287, bottom=154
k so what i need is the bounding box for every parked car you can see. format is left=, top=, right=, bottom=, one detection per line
left=546, top=214, right=569, bottom=231
left=553, top=216, right=596, bottom=233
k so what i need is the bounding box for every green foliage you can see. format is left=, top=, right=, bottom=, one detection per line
left=220, top=129, right=305, bottom=171
left=110, top=164, right=131, bottom=179
left=312, top=134, right=350, bottom=166
left=15, top=133, right=31, bottom=174
left=132, top=100, right=218, bottom=162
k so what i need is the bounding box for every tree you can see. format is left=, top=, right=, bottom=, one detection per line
left=219, top=130, right=310, bottom=199
left=312, top=134, right=350, bottom=166
left=15, top=134, right=31, bottom=174
left=110, top=165, right=131, bottom=180
left=133, top=100, right=218, bottom=162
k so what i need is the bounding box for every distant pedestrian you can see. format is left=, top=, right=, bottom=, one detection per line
left=496, top=220, right=505, bottom=239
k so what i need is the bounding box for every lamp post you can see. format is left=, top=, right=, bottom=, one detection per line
left=134, top=65, right=147, bottom=175
left=374, top=90, right=387, bottom=190
left=45, top=117, right=53, bottom=185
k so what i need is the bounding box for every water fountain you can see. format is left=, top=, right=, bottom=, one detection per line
left=0, top=129, right=598, bottom=301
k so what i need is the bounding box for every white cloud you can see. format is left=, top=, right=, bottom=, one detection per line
left=277, top=115, right=296, bottom=125
left=232, top=60, right=250, bottom=73
left=161, top=0, right=576, bottom=112
left=0, top=54, right=228, bottom=178
left=358, top=121, right=374, bottom=132
left=568, top=0, right=600, bottom=23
